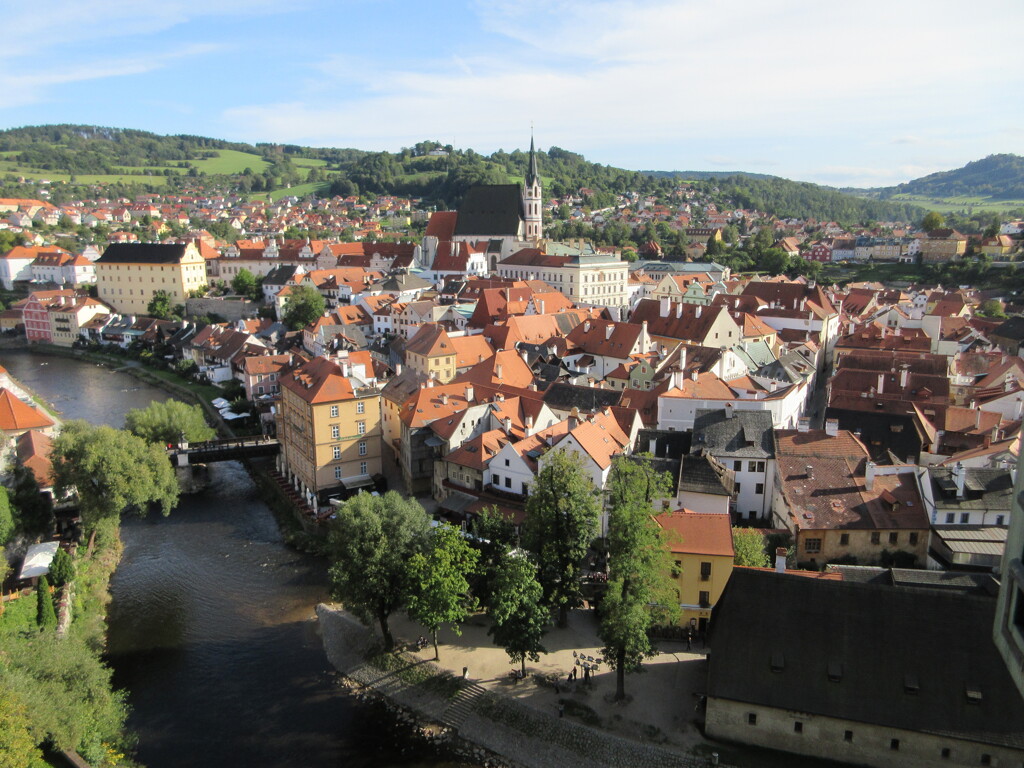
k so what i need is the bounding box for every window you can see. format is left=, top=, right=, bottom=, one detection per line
left=755, top=483, right=764, bottom=495
left=747, top=713, right=757, bottom=726
left=330, top=405, right=339, bottom=418
left=941, top=748, right=951, bottom=759
left=700, top=562, right=712, bottom=581
left=505, top=459, right=510, bottom=467
left=960, top=513, right=970, bottom=524
left=504, top=476, right=512, bottom=488
left=890, top=739, right=900, bottom=751
left=840, top=533, right=849, bottom=546
left=333, top=446, right=341, bottom=460
left=699, top=591, right=711, bottom=608
left=492, top=474, right=499, bottom=485
left=748, top=461, right=758, bottom=472
left=889, top=532, right=898, bottom=545
left=793, top=721, right=803, bottom=734
left=844, top=730, right=853, bottom=743
left=734, top=460, right=742, bottom=471
left=756, top=461, right=766, bottom=473
left=805, top=538, right=822, bottom=554
left=871, top=532, right=881, bottom=545
left=734, top=482, right=741, bottom=494
left=996, top=515, right=1005, bottom=526
left=331, top=425, right=340, bottom=439
left=360, top=461, right=367, bottom=475
left=358, top=441, right=367, bottom=456
left=334, top=466, right=342, bottom=480
left=945, top=513, right=955, bottom=524
left=357, top=421, right=366, bottom=435
left=909, top=532, right=919, bottom=545
left=357, top=401, right=365, bottom=414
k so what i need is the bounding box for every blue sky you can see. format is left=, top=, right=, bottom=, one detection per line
left=2, top=0, right=1022, bottom=188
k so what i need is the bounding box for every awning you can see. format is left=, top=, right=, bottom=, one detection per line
left=440, top=491, right=477, bottom=514
left=19, top=541, right=59, bottom=580
left=212, top=397, right=231, bottom=409
left=340, top=474, right=374, bottom=490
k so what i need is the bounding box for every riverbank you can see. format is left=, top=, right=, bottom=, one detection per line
left=317, top=604, right=723, bottom=768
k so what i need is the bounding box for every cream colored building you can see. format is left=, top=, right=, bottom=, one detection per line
left=95, top=242, right=207, bottom=315
left=277, top=356, right=383, bottom=506
left=47, top=296, right=110, bottom=347
left=497, top=246, right=630, bottom=318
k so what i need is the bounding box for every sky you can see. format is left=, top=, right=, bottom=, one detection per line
left=1, top=0, right=1022, bottom=188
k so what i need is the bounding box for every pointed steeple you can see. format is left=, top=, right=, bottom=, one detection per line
left=525, top=132, right=539, bottom=188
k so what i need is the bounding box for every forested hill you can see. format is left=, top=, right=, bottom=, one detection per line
left=870, top=154, right=1024, bottom=200
left=0, top=124, right=920, bottom=222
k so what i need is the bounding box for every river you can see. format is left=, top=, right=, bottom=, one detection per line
left=1, top=350, right=464, bottom=768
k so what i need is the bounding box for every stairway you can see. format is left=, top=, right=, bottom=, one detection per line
left=440, top=681, right=489, bottom=729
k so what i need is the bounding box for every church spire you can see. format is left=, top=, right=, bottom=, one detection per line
left=526, top=132, right=539, bottom=188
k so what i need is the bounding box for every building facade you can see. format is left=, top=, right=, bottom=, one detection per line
left=95, top=242, right=208, bottom=315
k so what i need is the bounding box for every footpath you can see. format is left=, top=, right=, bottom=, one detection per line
left=317, top=604, right=736, bottom=768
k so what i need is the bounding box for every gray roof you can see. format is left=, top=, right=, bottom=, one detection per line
left=929, top=468, right=1013, bottom=511
left=97, top=243, right=190, bottom=264
left=542, top=383, right=621, bottom=413
left=826, top=564, right=999, bottom=595
left=708, top=569, right=1024, bottom=749
left=677, top=454, right=731, bottom=496
left=693, top=408, right=775, bottom=459
left=453, top=185, right=524, bottom=237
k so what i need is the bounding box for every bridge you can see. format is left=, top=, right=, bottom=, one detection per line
left=168, top=436, right=280, bottom=465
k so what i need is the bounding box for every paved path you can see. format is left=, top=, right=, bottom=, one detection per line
left=317, top=604, right=732, bottom=768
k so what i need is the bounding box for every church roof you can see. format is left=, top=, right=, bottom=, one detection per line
left=453, top=185, right=524, bottom=237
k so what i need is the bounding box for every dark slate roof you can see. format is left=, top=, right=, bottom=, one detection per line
left=635, top=428, right=692, bottom=459
left=929, top=467, right=1014, bottom=511
left=677, top=454, right=731, bottom=497
left=825, top=565, right=1000, bottom=596
left=708, top=569, right=1024, bottom=749
left=263, top=265, right=301, bottom=286
left=453, top=185, right=524, bottom=237
left=97, top=243, right=190, bottom=264
left=541, top=383, right=621, bottom=413
left=693, top=408, right=775, bottom=459
left=991, top=316, right=1024, bottom=342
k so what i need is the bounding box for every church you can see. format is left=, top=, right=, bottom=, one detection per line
left=421, top=135, right=544, bottom=277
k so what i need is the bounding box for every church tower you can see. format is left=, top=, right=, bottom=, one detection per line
left=522, top=133, right=543, bottom=241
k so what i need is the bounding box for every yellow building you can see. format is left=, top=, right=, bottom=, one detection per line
left=47, top=296, right=110, bottom=347
left=95, top=242, right=207, bottom=315
left=655, top=509, right=735, bottom=633
left=919, top=229, right=967, bottom=263
left=404, top=323, right=494, bottom=384
left=277, top=356, right=383, bottom=505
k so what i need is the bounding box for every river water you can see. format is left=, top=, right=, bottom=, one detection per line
left=1, top=350, right=462, bottom=768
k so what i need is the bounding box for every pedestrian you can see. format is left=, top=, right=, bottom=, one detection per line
left=686, top=631, right=693, bottom=652
left=555, top=683, right=560, bottom=695
left=558, top=703, right=564, bottom=718
left=462, top=666, right=468, bottom=680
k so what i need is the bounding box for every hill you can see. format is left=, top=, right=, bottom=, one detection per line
left=0, top=124, right=923, bottom=223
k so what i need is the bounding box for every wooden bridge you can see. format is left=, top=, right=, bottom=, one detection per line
left=168, top=436, right=280, bottom=464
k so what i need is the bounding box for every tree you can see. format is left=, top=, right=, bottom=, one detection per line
left=0, top=690, right=44, bottom=768
left=231, top=267, right=258, bottom=300
left=282, top=284, right=326, bottom=330
left=0, top=485, right=13, bottom=545
left=732, top=528, right=770, bottom=567
left=978, top=298, right=1007, bottom=319
left=758, top=248, right=790, bottom=276
left=407, top=522, right=479, bottom=660
left=48, top=547, right=75, bottom=588
left=599, top=455, right=678, bottom=701
left=147, top=289, right=172, bottom=319
left=522, top=450, right=600, bottom=627
left=487, top=554, right=550, bottom=676
left=51, top=421, right=179, bottom=530
left=125, top=399, right=216, bottom=445
left=36, top=576, right=57, bottom=630
left=327, top=491, right=431, bottom=651
left=921, top=211, right=945, bottom=232
left=8, top=465, right=53, bottom=537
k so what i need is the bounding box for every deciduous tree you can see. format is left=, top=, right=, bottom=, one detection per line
left=8, top=465, right=53, bottom=537
left=599, top=455, right=678, bottom=701
left=487, top=554, right=549, bottom=676
left=147, top=289, right=172, bottom=319
left=732, top=528, right=769, bottom=567
left=327, top=491, right=431, bottom=651
left=522, top=450, right=600, bottom=627
left=51, top=421, right=179, bottom=530
left=0, top=690, right=44, bottom=768
left=231, top=267, right=258, bottom=300
left=921, top=211, right=945, bottom=232
left=125, top=399, right=216, bottom=445
left=407, top=522, right=479, bottom=660
left=0, top=485, right=13, bottom=545
left=282, top=284, right=326, bottom=330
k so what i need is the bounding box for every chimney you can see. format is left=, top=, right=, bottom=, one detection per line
left=877, top=372, right=885, bottom=394
left=606, top=323, right=614, bottom=340
left=899, top=365, right=909, bottom=388
left=525, top=414, right=534, bottom=435
left=584, top=320, right=591, bottom=333
left=865, top=460, right=876, bottom=491
left=568, top=406, right=580, bottom=430
left=503, top=416, right=512, bottom=434
left=659, top=296, right=671, bottom=317
left=691, top=368, right=699, bottom=381
left=797, top=416, right=810, bottom=433
left=441, top=392, right=448, bottom=405
left=695, top=305, right=702, bottom=318
left=824, top=418, right=839, bottom=437
left=953, top=462, right=966, bottom=499
left=496, top=363, right=503, bottom=379
left=464, top=384, right=474, bottom=402
left=676, top=302, right=684, bottom=319
left=775, top=547, right=787, bottom=574
left=805, top=464, right=814, bottom=480
left=521, top=349, right=529, bottom=364
left=975, top=408, right=982, bottom=430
